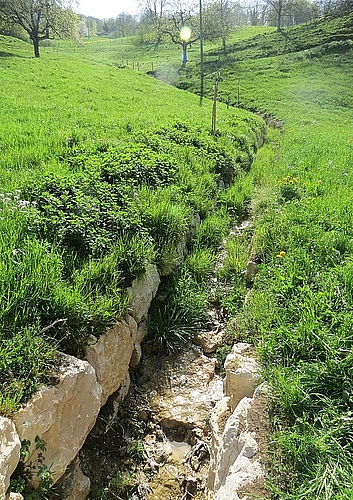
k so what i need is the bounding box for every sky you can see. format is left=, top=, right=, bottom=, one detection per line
left=75, top=0, right=140, bottom=19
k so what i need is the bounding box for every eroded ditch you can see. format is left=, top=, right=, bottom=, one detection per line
left=80, top=318, right=225, bottom=499
left=78, top=219, right=269, bottom=500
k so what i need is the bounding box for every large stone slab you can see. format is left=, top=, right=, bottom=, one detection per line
left=127, top=264, right=160, bottom=323
left=11, top=354, right=102, bottom=486
left=0, top=417, right=21, bottom=499
left=137, top=346, right=223, bottom=431
left=85, top=316, right=137, bottom=406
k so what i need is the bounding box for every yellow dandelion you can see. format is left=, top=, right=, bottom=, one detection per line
left=276, top=251, right=286, bottom=258
left=318, top=179, right=323, bottom=185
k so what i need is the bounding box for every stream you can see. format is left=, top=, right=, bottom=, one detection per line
left=80, top=318, right=225, bottom=499
left=79, top=221, right=255, bottom=499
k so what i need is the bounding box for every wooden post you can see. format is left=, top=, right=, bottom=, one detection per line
left=237, top=78, right=240, bottom=107
left=212, top=76, right=219, bottom=136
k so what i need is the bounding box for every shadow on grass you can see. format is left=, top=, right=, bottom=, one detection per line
left=0, top=51, right=17, bottom=57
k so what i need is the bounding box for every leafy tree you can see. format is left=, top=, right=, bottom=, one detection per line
left=203, top=0, right=235, bottom=54
left=0, top=0, right=78, bottom=57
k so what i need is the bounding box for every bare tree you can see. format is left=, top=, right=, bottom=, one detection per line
left=162, top=8, right=200, bottom=65
left=139, top=0, right=170, bottom=44
left=262, top=0, right=292, bottom=30
left=0, top=0, right=78, bottom=57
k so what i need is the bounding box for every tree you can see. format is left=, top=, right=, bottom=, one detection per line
left=262, top=0, right=292, bottom=30
left=115, top=13, right=138, bottom=37
left=203, top=0, right=235, bottom=54
left=0, top=0, right=78, bottom=57
left=139, top=0, right=169, bottom=45
left=162, top=8, right=200, bottom=66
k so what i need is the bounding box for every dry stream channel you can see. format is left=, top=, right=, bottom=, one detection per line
left=80, top=310, right=225, bottom=500
left=79, top=222, right=266, bottom=500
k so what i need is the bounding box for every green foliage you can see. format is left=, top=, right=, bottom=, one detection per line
left=0, top=329, right=58, bottom=415
left=185, top=248, right=217, bottom=283
left=10, top=436, right=54, bottom=499
left=147, top=269, right=208, bottom=353
left=195, top=211, right=230, bottom=250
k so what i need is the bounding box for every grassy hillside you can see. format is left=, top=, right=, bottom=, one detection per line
left=177, top=13, right=353, bottom=500
left=0, top=34, right=264, bottom=419
left=2, top=12, right=353, bottom=498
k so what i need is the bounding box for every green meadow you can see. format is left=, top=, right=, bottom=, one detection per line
left=187, top=13, right=353, bottom=500
left=1, top=10, right=353, bottom=499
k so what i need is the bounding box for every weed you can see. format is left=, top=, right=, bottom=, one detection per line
left=10, top=436, right=54, bottom=500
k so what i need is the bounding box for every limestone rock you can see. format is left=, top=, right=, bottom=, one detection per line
left=213, top=397, right=263, bottom=499
left=8, top=494, right=24, bottom=500
left=193, top=330, right=223, bottom=354
left=102, top=372, right=131, bottom=433
left=223, top=343, right=261, bottom=412
left=0, top=417, right=21, bottom=499
left=136, top=319, right=148, bottom=344
left=130, top=342, right=142, bottom=371
left=85, top=318, right=136, bottom=405
left=12, top=354, right=102, bottom=486
left=137, top=347, right=223, bottom=431
left=127, top=264, right=160, bottom=323
left=245, top=260, right=258, bottom=285
left=207, top=398, right=231, bottom=490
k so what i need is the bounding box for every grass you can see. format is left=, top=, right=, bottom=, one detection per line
left=0, top=33, right=264, bottom=415
left=177, top=12, right=353, bottom=500
left=2, top=11, right=353, bottom=498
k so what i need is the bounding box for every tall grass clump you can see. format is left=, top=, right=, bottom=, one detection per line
left=147, top=265, right=209, bottom=354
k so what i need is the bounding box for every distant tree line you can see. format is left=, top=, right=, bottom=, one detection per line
left=0, top=0, right=351, bottom=57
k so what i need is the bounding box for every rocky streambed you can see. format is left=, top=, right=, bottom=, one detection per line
left=79, top=330, right=269, bottom=500
left=79, top=329, right=224, bottom=499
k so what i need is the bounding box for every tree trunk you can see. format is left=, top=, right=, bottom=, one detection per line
left=182, top=42, right=187, bottom=67
left=222, top=37, right=227, bottom=56
left=277, top=0, right=283, bottom=31
left=31, top=35, right=40, bottom=57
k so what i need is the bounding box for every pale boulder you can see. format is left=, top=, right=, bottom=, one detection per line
left=213, top=397, right=263, bottom=500
left=223, top=343, right=261, bottom=411
left=0, top=417, right=21, bottom=499
left=12, top=354, right=102, bottom=486
left=85, top=317, right=136, bottom=405
left=127, top=264, right=160, bottom=323
left=8, top=494, right=24, bottom=500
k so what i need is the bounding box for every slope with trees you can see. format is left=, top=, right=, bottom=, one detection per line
left=0, top=0, right=78, bottom=56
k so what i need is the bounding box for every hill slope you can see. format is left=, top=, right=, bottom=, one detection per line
left=179, top=13, right=353, bottom=500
